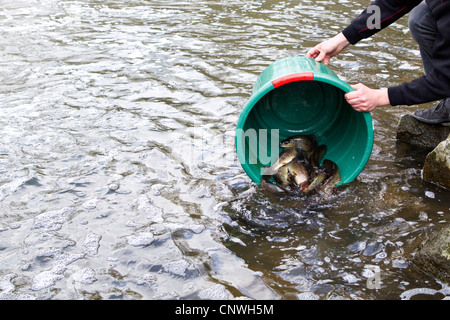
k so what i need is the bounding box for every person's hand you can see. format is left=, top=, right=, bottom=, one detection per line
left=306, top=33, right=350, bottom=65
left=345, top=84, right=390, bottom=112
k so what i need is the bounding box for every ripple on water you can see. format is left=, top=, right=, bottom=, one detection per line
left=1, top=0, right=450, bottom=301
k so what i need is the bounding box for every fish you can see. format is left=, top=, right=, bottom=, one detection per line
left=261, top=176, right=287, bottom=195
left=262, top=139, right=299, bottom=176
left=274, top=163, right=293, bottom=190
left=280, top=135, right=317, bottom=154
left=310, top=145, right=327, bottom=169
left=303, top=172, right=327, bottom=194
left=317, top=159, right=341, bottom=197
left=263, top=135, right=317, bottom=176
left=260, top=134, right=341, bottom=198
left=285, top=157, right=309, bottom=189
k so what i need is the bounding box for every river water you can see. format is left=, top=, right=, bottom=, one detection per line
left=1, top=0, right=449, bottom=300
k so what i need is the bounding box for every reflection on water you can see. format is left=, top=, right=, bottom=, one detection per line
left=0, top=0, right=449, bottom=300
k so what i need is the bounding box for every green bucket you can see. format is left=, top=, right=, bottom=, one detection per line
left=235, top=56, right=374, bottom=186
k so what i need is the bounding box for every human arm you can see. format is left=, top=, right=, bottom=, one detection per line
left=388, top=1, right=450, bottom=106
left=342, top=0, right=423, bottom=44
left=343, top=0, right=450, bottom=106
left=345, top=84, right=390, bottom=112
left=308, top=0, right=422, bottom=64
left=308, top=0, right=450, bottom=108
left=306, top=33, right=350, bottom=65
left=307, top=31, right=391, bottom=111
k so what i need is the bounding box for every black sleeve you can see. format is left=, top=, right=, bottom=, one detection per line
left=342, top=0, right=450, bottom=106
left=342, top=0, right=422, bottom=45
left=388, top=1, right=450, bottom=105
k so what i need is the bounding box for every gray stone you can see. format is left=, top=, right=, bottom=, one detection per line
left=396, top=114, right=450, bottom=189
left=422, top=138, right=450, bottom=189
left=411, top=225, right=450, bottom=284
left=397, top=115, right=450, bottom=284
left=396, top=114, right=450, bottom=149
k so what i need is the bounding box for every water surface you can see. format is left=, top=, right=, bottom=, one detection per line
left=1, top=0, right=449, bottom=300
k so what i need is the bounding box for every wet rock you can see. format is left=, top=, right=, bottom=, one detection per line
left=396, top=114, right=450, bottom=189
left=422, top=138, right=450, bottom=189
left=411, top=225, right=450, bottom=284
left=396, top=114, right=450, bottom=149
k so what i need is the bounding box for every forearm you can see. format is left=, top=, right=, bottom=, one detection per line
left=306, top=32, right=351, bottom=64
left=376, top=88, right=390, bottom=107
left=333, top=32, right=351, bottom=52
left=387, top=1, right=450, bottom=106
left=345, top=85, right=390, bottom=112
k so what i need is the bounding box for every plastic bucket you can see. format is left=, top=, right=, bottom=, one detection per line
left=235, top=56, right=374, bottom=186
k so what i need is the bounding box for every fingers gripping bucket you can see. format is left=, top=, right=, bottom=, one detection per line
left=235, top=56, right=374, bottom=186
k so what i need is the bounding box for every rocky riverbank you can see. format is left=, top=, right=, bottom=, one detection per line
left=411, top=225, right=450, bottom=284
left=397, top=114, right=450, bottom=189
left=397, top=114, right=450, bottom=285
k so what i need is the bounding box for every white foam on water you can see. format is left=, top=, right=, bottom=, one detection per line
left=198, top=284, right=231, bottom=300
left=31, top=252, right=85, bottom=291
left=72, top=268, right=97, bottom=284
left=82, top=198, right=98, bottom=210
left=400, top=281, right=450, bottom=300
left=55, top=253, right=85, bottom=267
left=297, top=291, right=320, bottom=300
left=126, top=232, right=154, bottom=247
left=136, top=194, right=163, bottom=223
left=341, top=273, right=359, bottom=284
left=83, top=233, right=101, bottom=256
left=137, top=274, right=157, bottom=286
left=0, top=274, right=36, bottom=300
left=163, top=259, right=190, bottom=277
left=0, top=274, right=16, bottom=294
left=31, top=271, right=64, bottom=291
left=32, top=207, right=75, bottom=232
left=124, top=220, right=144, bottom=228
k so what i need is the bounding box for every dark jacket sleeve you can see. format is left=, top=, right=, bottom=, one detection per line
left=388, top=1, right=450, bottom=105
left=342, top=0, right=422, bottom=44
left=342, top=0, right=450, bottom=106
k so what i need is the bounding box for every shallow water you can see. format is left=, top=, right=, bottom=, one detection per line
left=0, top=0, right=449, bottom=300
